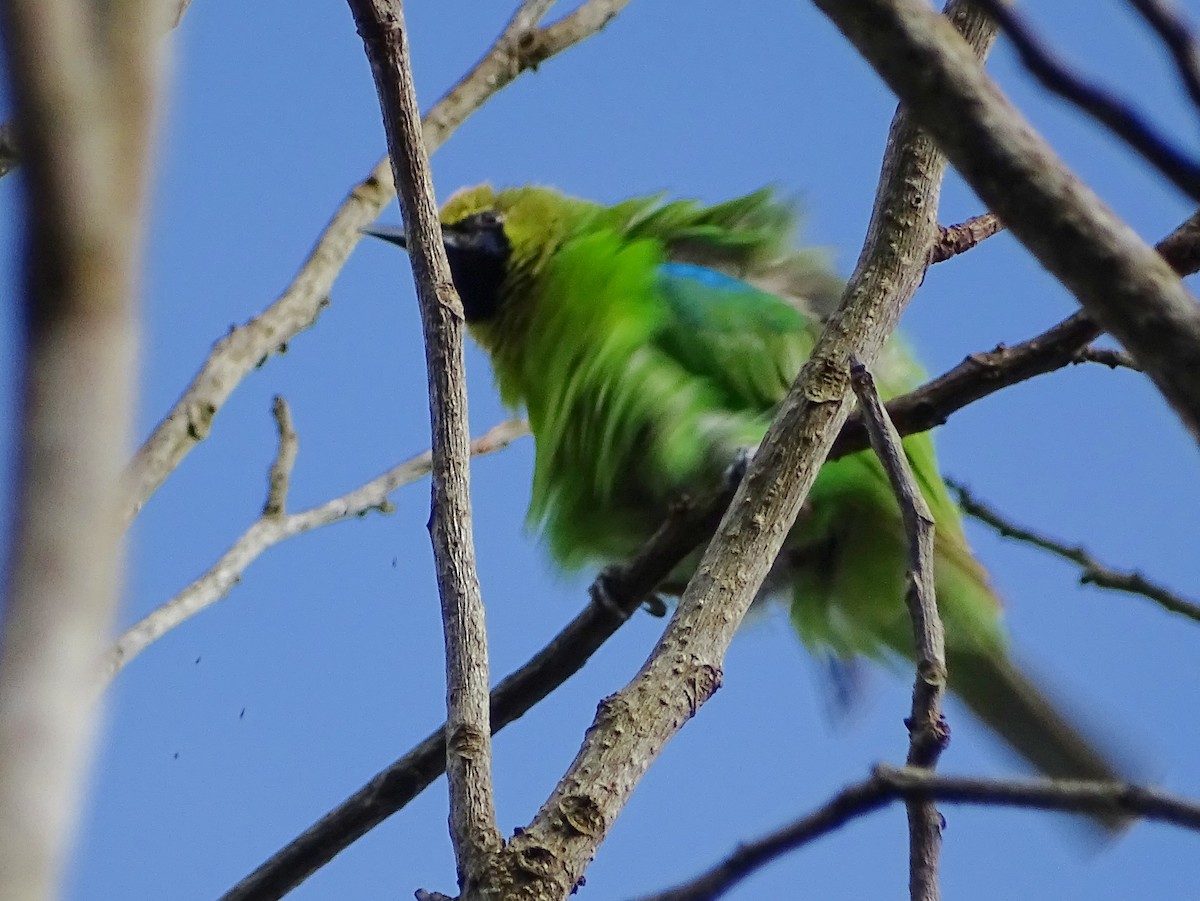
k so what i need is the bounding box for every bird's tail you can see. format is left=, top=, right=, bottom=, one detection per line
left=948, top=646, right=1129, bottom=834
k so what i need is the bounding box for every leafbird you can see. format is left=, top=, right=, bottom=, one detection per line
left=367, top=184, right=1123, bottom=808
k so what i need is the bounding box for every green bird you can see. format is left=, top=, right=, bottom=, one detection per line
left=369, top=184, right=1121, bottom=796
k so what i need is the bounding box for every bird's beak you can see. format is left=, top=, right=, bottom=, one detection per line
left=361, top=226, right=409, bottom=249
left=363, top=225, right=475, bottom=253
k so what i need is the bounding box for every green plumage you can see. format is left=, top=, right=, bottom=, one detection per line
left=413, top=184, right=1121, bottom=805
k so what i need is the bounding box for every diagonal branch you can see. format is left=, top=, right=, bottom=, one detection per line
left=629, top=764, right=1200, bottom=901
left=1125, top=0, right=1200, bottom=115
left=949, top=480, right=1200, bottom=625
left=813, top=0, right=1200, bottom=442
left=970, top=0, right=1200, bottom=201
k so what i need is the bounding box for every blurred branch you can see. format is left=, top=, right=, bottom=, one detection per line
left=949, top=480, right=1200, bottom=625
left=0, top=121, right=18, bottom=177
left=971, top=0, right=1200, bottom=201
left=813, top=0, right=1200, bottom=442
left=930, top=211, right=1003, bottom=263
left=851, top=363, right=947, bottom=901
left=630, top=764, right=1200, bottom=901
left=102, top=415, right=526, bottom=687
left=350, top=0, right=501, bottom=884
left=0, top=0, right=166, bottom=896
left=1125, top=0, right=1200, bottom=114
left=0, top=0, right=191, bottom=178
left=1156, top=206, right=1200, bottom=275
left=124, top=0, right=630, bottom=525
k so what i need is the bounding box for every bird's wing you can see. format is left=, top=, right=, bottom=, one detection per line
left=653, top=261, right=824, bottom=411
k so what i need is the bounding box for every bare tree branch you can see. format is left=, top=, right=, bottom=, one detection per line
left=630, top=764, right=1200, bottom=901
left=350, top=0, right=501, bottom=887
left=263, top=396, right=298, bottom=517
left=0, top=120, right=18, bottom=177
left=124, top=0, right=629, bottom=525
left=0, top=0, right=166, bottom=896
left=871, top=764, right=1200, bottom=826
left=930, top=211, right=1003, bottom=263
left=970, top=0, right=1200, bottom=201
left=835, top=311, right=1100, bottom=457
left=0, top=0, right=192, bottom=178
left=516, top=0, right=629, bottom=67
left=103, top=416, right=528, bottom=688
left=1074, top=345, right=1140, bottom=370
left=949, top=480, right=1200, bottom=625
left=851, top=363, right=947, bottom=901
left=1125, top=0, right=1200, bottom=114
left=1156, top=206, right=1200, bottom=275
left=813, top=0, right=1200, bottom=442
left=837, top=207, right=1197, bottom=453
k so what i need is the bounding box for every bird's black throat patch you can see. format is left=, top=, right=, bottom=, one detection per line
left=443, top=212, right=510, bottom=323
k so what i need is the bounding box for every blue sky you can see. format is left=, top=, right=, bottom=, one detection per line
left=2, top=1, right=1199, bottom=899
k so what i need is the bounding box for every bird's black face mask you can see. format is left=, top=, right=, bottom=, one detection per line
left=364, top=211, right=510, bottom=323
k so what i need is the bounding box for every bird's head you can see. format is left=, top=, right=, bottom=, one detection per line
left=365, top=183, right=578, bottom=323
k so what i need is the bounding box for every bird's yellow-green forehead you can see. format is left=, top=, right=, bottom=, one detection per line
left=440, top=184, right=590, bottom=266
left=441, top=184, right=584, bottom=227
left=439, top=184, right=500, bottom=224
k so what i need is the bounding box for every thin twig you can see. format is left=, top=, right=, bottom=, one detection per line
left=101, top=417, right=529, bottom=688
left=929, top=211, right=1003, bottom=263
left=835, top=208, right=1200, bottom=454
left=630, top=764, right=1200, bottom=901
left=971, top=0, right=1200, bottom=201
left=813, top=0, right=1200, bottom=442
left=834, top=311, right=1102, bottom=457
left=0, top=0, right=165, bottom=897
left=1073, top=345, right=1141, bottom=370
left=351, top=0, right=501, bottom=886
left=949, top=480, right=1200, bottom=625
left=851, top=363, right=946, bottom=901
left=1125, top=0, right=1200, bottom=114
left=263, top=397, right=298, bottom=517
left=1155, top=206, right=1200, bottom=275
left=123, top=0, right=629, bottom=524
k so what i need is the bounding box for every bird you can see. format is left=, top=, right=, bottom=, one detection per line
left=367, top=183, right=1123, bottom=801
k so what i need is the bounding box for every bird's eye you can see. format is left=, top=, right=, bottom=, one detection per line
left=476, top=210, right=502, bottom=228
